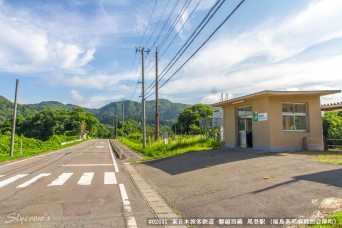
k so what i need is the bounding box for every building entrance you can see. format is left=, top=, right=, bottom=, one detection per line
left=237, top=105, right=253, bottom=148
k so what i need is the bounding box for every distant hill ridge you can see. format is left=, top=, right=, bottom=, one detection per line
left=0, top=96, right=190, bottom=126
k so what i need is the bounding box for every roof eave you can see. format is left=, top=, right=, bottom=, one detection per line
left=211, top=90, right=341, bottom=107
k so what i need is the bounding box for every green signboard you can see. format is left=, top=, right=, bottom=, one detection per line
left=253, top=113, right=258, bottom=122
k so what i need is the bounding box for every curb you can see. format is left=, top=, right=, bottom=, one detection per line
left=124, top=162, right=186, bottom=228
left=110, top=140, right=186, bottom=228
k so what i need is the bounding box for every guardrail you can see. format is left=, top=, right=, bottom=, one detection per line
left=61, top=139, right=83, bottom=146
left=109, top=140, right=123, bottom=159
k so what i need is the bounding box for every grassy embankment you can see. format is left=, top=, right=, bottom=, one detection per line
left=310, top=211, right=342, bottom=227
left=119, top=133, right=222, bottom=160
left=0, top=134, right=84, bottom=163
left=312, top=152, right=342, bottom=165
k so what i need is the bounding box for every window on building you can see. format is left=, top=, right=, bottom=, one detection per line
left=282, top=103, right=307, bottom=131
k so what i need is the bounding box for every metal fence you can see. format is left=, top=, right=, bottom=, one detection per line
left=199, top=118, right=222, bottom=129
left=325, top=138, right=342, bottom=151
left=304, top=137, right=342, bottom=151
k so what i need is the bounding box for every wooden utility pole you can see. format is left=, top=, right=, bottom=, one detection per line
left=115, top=114, right=118, bottom=138
left=136, top=47, right=150, bottom=147
left=155, top=47, right=159, bottom=141
left=112, top=116, right=115, bottom=138
left=122, top=99, right=124, bottom=137
left=10, top=79, right=19, bottom=157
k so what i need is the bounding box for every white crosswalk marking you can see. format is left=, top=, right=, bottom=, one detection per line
left=104, top=172, right=117, bottom=185
left=17, top=173, right=51, bottom=188
left=47, top=173, right=73, bottom=186
left=0, top=174, right=28, bottom=189
left=0, top=172, right=118, bottom=188
left=77, top=172, right=94, bottom=185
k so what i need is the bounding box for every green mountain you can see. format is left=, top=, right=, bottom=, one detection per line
left=96, top=99, right=190, bottom=126
left=0, top=96, right=37, bottom=124
left=25, top=101, right=97, bottom=114
left=26, top=101, right=75, bottom=111
left=0, top=96, right=189, bottom=127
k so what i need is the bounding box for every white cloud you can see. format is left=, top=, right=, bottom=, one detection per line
left=48, top=73, right=126, bottom=89
left=70, top=89, right=123, bottom=108
left=201, top=93, right=234, bottom=104
left=70, top=89, right=86, bottom=103
left=0, top=10, right=96, bottom=73
left=158, top=0, right=342, bottom=104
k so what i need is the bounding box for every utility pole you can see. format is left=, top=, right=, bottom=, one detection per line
left=136, top=47, right=150, bottom=147
left=115, top=114, right=118, bottom=138
left=10, top=79, right=19, bottom=157
left=122, top=99, right=124, bottom=137
left=155, top=47, right=159, bottom=141
left=113, top=114, right=115, bottom=137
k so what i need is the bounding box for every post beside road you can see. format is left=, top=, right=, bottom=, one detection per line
left=10, top=79, right=19, bottom=157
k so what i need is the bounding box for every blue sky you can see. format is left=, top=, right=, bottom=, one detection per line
left=0, top=0, right=341, bottom=108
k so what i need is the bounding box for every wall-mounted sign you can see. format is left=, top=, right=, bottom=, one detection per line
left=258, top=113, right=268, bottom=121
left=253, top=113, right=268, bottom=122
left=253, top=113, right=258, bottom=122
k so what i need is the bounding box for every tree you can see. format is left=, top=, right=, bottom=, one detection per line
left=323, top=111, right=342, bottom=139
left=173, top=104, right=214, bottom=134
left=11, top=107, right=112, bottom=140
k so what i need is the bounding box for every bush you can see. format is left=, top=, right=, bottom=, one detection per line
left=0, top=134, right=84, bottom=163
left=119, top=135, right=222, bottom=160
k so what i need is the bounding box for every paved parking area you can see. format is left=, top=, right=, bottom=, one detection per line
left=134, top=147, right=342, bottom=222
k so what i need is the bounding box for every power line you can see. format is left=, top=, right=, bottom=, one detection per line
left=159, top=0, right=246, bottom=90
left=159, top=0, right=192, bottom=50
left=145, top=0, right=201, bottom=82
left=149, top=0, right=180, bottom=51
left=144, top=0, right=192, bottom=86
left=124, top=0, right=158, bottom=100
left=144, top=0, right=172, bottom=48
left=138, top=0, right=158, bottom=46
left=143, top=0, right=181, bottom=73
left=160, top=0, right=202, bottom=59
left=146, top=0, right=246, bottom=99
left=126, top=0, right=158, bottom=100
left=158, top=0, right=225, bottom=82
left=124, top=51, right=138, bottom=98
left=144, top=0, right=192, bottom=71
left=145, top=0, right=223, bottom=96
left=127, top=63, right=141, bottom=101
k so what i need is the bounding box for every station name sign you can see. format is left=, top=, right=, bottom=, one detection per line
left=253, top=113, right=268, bottom=122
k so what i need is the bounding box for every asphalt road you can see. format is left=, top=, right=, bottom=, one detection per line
left=0, top=139, right=153, bottom=228
left=134, top=147, right=342, bottom=227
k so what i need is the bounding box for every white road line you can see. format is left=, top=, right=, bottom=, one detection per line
left=47, top=173, right=73, bottom=186
left=104, top=172, right=117, bottom=185
left=119, top=184, right=137, bottom=228
left=0, top=174, right=28, bottom=189
left=77, top=172, right=94, bottom=185
left=61, top=164, right=112, bottom=167
left=17, top=173, right=51, bottom=188
left=108, top=140, right=119, bottom=172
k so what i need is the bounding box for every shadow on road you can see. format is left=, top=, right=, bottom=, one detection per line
left=253, top=168, right=342, bottom=194
left=142, top=147, right=280, bottom=175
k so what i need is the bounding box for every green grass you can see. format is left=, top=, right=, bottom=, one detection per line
left=313, top=153, right=342, bottom=165
left=310, top=211, right=342, bottom=227
left=0, top=134, right=85, bottom=163
left=119, top=134, right=222, bottom=160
